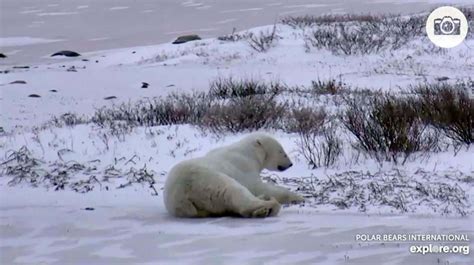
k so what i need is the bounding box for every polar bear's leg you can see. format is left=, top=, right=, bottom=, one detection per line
left=187, top=172, right=281, bottom=218
left=245, top=196, right=281, bottom=218
left=251, top=181, right=305, bottom=205
left=172, top=198, right=214, bottom=218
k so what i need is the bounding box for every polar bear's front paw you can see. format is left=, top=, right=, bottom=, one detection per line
left=251, top=197, right=281, bottom=218
left=286, top=193, right=305, bottom=204
left=251, top=207, right=271, bottom=218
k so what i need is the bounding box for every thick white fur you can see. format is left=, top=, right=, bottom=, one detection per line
left=164, top=133, right=304, bottom=218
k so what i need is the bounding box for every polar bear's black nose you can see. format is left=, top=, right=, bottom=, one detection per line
left=288, top=163, right=293, bottom=168
left=278, top=164, right=292, bottom=171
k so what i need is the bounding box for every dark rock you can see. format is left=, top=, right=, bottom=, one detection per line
left=84, top=207, right=95, bottom=211
left=51, top=50, right=81, bottom=57
left=67, top=66, right=77, bottom=72
left=96, top=60, right=99, bottom=63
left=141, top=82, right=149, bottom=88
left=436, top=76, right=449, bottom=82
left=13, top=66, right=30, bottom=69
left=104, top=96, right=117, bottom=100
left=172, top=34, right=201, bottom=44
left=82, top=59, right=89, bottom=62
left=0, top=53, right=6, bottom=58
left=10, top=80, right=27, bottom=84
left=166, top=84, right=175, bottom=87
left=49, top=89, right=58, bottom=92
left=132, top=51, right=136, bottom=54
left=28, top=94, right=41, bottom=98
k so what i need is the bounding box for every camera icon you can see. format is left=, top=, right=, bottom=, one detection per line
left=433, top=16, right=461, bottom=35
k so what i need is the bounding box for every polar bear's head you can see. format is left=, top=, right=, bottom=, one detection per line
left=249, top=133, right=293, bottom=172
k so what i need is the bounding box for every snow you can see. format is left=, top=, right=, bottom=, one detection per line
left=1, top=123, right=473, bottom=263
left=1, top=184, right=472, bottom=264
left=2, top=23, right=473, bottom=129
left=109, top=6, right=130, bottom=11
left=1, top=3, right=474, bottom=264
left=36, top=12, right=79, bottom=17
left=0, top=37, right=63, bottom=48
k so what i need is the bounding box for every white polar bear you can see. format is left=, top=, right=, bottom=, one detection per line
left=164, top=132, right=304, bottom=218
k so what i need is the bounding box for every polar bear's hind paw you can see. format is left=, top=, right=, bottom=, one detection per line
left=251, top=207, right=272, bottom=218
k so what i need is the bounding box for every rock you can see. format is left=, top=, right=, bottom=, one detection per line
left=172, top=34, right=201, bottom=44
left=28, top=94, right=41, bottom=98
left=82, top=59, right=89, bottom=62
left=13, top=66, right=30, bottom=69
left=436, top=76, right=449, bottom=82
left=104, top=96, right=117, bottom=100
left=83, top=207, right=95, bottom=211
left=141, top=82, right=149, bottom=88
left=49, top=89, right=58, bottom=92
left=67, top=66, right=77, bottom=72
left=166, top=84, right=175, bottom=87
left=0, top=53, right=6, bottom=58
left=51, top=50, right=81, bottom=57
left=10, top=80, right=27, bottom=84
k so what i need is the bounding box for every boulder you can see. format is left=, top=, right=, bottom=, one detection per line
left=172, top=34, right=201, bottom=44
left=10, top=80, right=27, bottom=84
left=51, top=50, right=81, bottom=57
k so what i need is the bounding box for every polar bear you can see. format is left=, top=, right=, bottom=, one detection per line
left=163, top=132, right=304, bottom=218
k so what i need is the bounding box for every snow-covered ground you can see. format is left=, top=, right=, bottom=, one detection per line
left=1, top=3, right=474, bottom=265
left=2, top=187, right=472, bottom=264
left=2, top=23, right=473, bottom=131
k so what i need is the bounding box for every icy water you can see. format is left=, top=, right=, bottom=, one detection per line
left=0, top=0, right=451, bottom=65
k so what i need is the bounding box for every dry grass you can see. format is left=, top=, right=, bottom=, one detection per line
left=412, top=83, right=474, bottom=146
left=342, top=94, right=438, bottom=164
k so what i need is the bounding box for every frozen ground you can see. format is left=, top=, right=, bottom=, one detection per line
left=2, top=187, right=472, bottom=264
left=1, top=3, right=474, bottom=265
